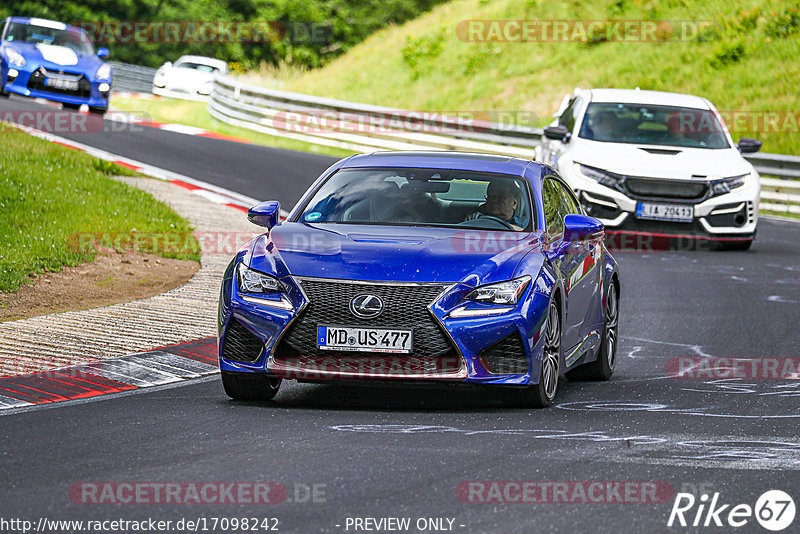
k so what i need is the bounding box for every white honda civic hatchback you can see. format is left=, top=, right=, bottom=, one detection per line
left=537, top=88, right=762, bottom=250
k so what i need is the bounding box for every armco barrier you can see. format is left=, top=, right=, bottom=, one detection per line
left=110, top=61, right=157, bottom=94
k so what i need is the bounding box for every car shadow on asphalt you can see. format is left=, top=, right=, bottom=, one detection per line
left=219, top=378, right=578, bottom=413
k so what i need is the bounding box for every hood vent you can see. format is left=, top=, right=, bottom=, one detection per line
left=639, top=148, right=682, bottom=155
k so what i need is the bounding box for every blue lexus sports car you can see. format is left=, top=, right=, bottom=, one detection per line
left=0, top=17, right=111, bottom=114
left=219, top=152, right=620, bottom=407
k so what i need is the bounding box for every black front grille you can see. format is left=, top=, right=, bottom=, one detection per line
left=27, top=68, right=91, bottom=98
left=222, top=319, right=264, bottom=362
left=273, top=280, right=459, bottom=376
left=624, top=178, right=708, bottom=201
left=479, top=332, right=528, bottom=374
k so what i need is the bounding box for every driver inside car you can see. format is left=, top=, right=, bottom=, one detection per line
left=464, top=180, right=523, bottom=230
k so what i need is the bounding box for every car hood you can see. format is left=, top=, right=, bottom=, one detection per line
left=570, top=138, right=753, bottom=180
left=247, top=223, right=543, bottom=286
left=5, top=41, right=100, bottom=69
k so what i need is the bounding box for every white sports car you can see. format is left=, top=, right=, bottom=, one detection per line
left=152, top=55, right=227, bottom=100
left=537, top=88, right=762, bottom=250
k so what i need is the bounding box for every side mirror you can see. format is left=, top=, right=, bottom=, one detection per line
left=96, top=47, right=109, bottom=59
left=564, top=214, right=604, bottom=242
left=736, top=137, right=762, bottom=154
left=248, top=201, right=281, bottom=229
left=543, top=125, right=571, bottom=142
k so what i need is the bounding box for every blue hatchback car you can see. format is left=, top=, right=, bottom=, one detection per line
left=219, top=152, right=620, bottom=407
left=0, top=17, right=111, bottom=114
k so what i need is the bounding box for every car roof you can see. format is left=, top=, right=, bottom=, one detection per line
left=587, top=88, right=711, bottom=110
left=3, top=16, right=84, bottom=34
left=175, top=55, right=227, bottom=69
left=341, top=151, right=539, bottom=176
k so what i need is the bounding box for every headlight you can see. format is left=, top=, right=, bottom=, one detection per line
left=96, top=63, right=111, bottom=80
left=237, top=263, right=285, bottom=294
left=5, top=48, right=26, bottom=67
left=710, top=174, right=747, bottom=196
left=574, top=163, right=622, bottom=190
left=465, top=276, right=531, bottom=305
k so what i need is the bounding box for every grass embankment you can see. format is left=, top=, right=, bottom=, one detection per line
left=244, top=0, right=799, bottom=155
left=0, top=126, right=199, bottom=293
left=110, top=97, right=352, bottom=158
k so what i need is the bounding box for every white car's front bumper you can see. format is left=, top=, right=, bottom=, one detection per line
left=561, top=165, right=759, bottom=241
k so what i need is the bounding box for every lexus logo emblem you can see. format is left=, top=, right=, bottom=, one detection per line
left=349, top=294, right=384, bottom=319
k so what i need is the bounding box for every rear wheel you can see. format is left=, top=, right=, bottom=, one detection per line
left=221, top=371, right=281, bottom=401
left=520, top=298, right=561, bottom=408
left=567, top=282, right=618, bottom=381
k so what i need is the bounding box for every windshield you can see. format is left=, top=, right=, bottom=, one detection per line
left=578, top=102, right=730, bottom=149
left=297, top=167, right=534, bottom=231
left=4, top=22, right=95, bottom=55
left=175, top=62, right=220, bottom=73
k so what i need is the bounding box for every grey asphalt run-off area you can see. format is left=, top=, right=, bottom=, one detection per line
left=1, top=97, right=799, bottom=533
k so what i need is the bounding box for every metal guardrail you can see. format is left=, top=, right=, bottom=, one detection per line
left=208, top=75, right=800, bottom=214
left=110, top=61, right=156, bottom=94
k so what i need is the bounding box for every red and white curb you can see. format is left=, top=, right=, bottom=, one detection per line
left=0, top=338, right=218, bottom=411
left=120, top=113, right=255, bottom=145
left=6, top=120, right=289, bottom=218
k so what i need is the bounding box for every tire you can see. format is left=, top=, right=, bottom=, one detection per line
left=62, top=103, right=81, bottom=110
left=89, top=107, right=106, bottom=116
left=221, top=371, right=281, bottom=401
left=520, top=298, right=561, bottom=408
left=712, top=239, right=753, bottom=251
left=566, top=282, right=618, bottom=381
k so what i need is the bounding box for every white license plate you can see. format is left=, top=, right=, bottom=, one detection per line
left=317, top=325, right=413, bottom=354
left=635, top=202, right=694, bottom=222
left=45, top=77, right=79, bottom=91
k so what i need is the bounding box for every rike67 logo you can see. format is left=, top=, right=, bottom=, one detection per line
left=668, top=490, right=796, bottom=531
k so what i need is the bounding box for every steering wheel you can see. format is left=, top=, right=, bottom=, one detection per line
left=477, top=214, right=515, bottom=230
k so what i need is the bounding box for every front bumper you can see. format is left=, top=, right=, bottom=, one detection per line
left=564, top=167, right=759, bottom=242
left=2, top=62, right=110, bottom=108
left=218, top=262, right=550, bottom=387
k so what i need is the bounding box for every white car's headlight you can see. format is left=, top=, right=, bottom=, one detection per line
left=710, top=174, right=747, bottom=196
left=574, top=163, right=622, bottom=190
left=237, top=263, right=285, bottom=294
left=465, top=276, right=531, bottom=305
left=5, top=48, right=26, bottom=67
left=95, top=63, right=111, bottom=80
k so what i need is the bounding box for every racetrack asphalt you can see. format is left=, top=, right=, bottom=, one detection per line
left=1, top=96, right=799, bottom=533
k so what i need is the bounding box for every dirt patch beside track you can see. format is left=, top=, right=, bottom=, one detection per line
left=0, top=253, right=199, bottom=322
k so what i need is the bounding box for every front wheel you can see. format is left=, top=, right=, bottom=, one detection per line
left=89, top=107, right=107, bottom=116
left=62, top=102, right=81, bottom=110
left=712, top=239, right=753, bottom=251
left=222, top=371, right=281, bottom=401
left=520, top=298, right=561, bottom=408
